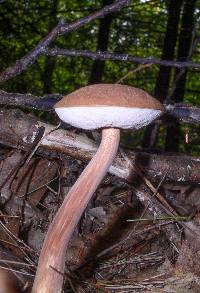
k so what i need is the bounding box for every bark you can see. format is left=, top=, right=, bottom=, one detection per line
left=89, top=0, right=114, bottom=83
left=45, top=47, right=200, bottom=69
left=0, top=109, right=199, bottom=185
left=0, top=90, right=61, bottom=111
left=142, top=0, right=184, bottom=149
left=165, top=0, right=197, bottom=152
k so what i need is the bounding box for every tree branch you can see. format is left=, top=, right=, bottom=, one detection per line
left=165, top=103, right=200, bottom=124
left=1, top=0, right=200, bottom=84
left=1, top=90, right=200, bottom=124
left=45, top=47, right=200, bottom=69
left=0, top=0, right=131, bottom=83
left=0, top=90, right=60, bottom=111
left=0, top=109, right=199, bottom=184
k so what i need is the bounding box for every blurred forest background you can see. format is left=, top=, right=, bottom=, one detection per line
left=0, top=0, right=199, bottom=153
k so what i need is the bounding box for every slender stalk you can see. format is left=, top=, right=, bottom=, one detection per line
left=32, top=128, right=120, bottom=293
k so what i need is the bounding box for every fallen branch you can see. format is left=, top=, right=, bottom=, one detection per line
left=165, top=103, right=200, bottom=124
left=0, top=109, right=199, bottom=184
left=0, top=0, right=131, bottom=83
left=0, top=90, right=60, bottom=112
left=0, top=90, right=200, bottom=124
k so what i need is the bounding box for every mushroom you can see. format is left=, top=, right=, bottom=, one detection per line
left=32, top=84, right=164, bottom=293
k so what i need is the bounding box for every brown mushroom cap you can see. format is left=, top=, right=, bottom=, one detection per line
left=54, top=84, right=164, bottom=110
left=54, top=84, right=164, bottom=130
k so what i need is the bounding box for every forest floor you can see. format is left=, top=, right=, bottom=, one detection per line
left=0, top=147, right=200, bottom=292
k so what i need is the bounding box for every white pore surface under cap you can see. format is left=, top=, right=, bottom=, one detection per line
left=55, top=107, right=162, bottom=130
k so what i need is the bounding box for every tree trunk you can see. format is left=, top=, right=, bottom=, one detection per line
left=42, top=0, right=58, bottom=94
left=89, top=0, right=114, bottom=84
left=142, top=0, right=184, bottom=149
left=165, top=0, right=197, bottom=152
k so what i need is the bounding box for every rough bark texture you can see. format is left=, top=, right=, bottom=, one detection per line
left=0, top=90, right=61, bottom=111
left=45, top=47, right=200, bottom=69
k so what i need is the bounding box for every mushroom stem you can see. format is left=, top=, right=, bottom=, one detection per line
left=32, top=127, right=120, bottom=293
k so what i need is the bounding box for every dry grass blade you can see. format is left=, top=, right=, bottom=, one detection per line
left=116, top=63, right=153, bottom=84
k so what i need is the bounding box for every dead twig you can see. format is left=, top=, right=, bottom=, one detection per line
left=45, top=47, right=200, bottom=69
left=0, top=265, right=34, bottom=277
left=115, top=63, right=153, bottom=84
left=0, top=0, right=131, bottom=82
